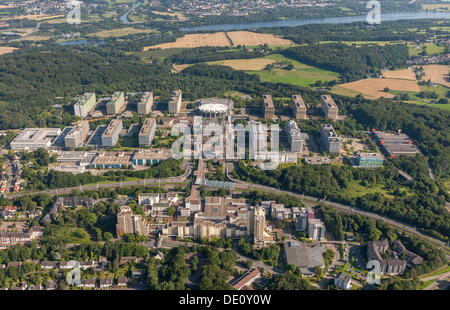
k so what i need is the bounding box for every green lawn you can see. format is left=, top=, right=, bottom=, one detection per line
left=408, top=43, right=445, bottom=57
left=388, top=85, right=450, bottom=111
left=245, top=54, right=340, bottom=87
left=419, top=265, right=450, bottom=279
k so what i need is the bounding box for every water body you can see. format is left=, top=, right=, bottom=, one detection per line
left=180, top=12, right=450, bottom=32
left=58, top=40, right=105, bottom=46
left=119, top=1, right=143, bottom=24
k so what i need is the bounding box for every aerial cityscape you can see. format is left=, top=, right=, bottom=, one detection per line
left=0, top=0, right=448, bottom=299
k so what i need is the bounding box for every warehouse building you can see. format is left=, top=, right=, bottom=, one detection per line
left=90, top=152, right=132, bottom=169
left=106, top=92, right=125, bottom=115
left=355, top=152, right=384, bottom=167
left=138, top=118, right=156, bottom=147
left=292, top=94, right=307, bottom=119
left=101, top=119, right=122, bottom=147
left=131, top=149, right=171, bottom=167
left=168, top=90, right=182, bottom=114
left=286, top=120, right=308, bottom=152
left=320, top=95, right=339, bottom=120
left=263, top=94, right=275, bottom=119
left=64, top=121, right=89, bottom=149
left=73, top=93, right=96, bottom=118
left=284, top=241, right=326, bottom=277
left=137, top=92, right=154, bottom=115
left=320, top=124, right=340, bottom=154
left=372, top=131, right=420, bottom=158
left=10, top=128, right=62, bottom=150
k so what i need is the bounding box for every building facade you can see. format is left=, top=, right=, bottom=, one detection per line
left=138, top=118, right=156, bottom=147
left=263, top=94, right=275, bottom=119
left=137, top=92, right=154, bottom=115
left=106, top=92, right=125, bottom=115
left=320, top=95, right=338, bottom=120
left=64, top=121, right=89, bottom=149
left=101, top=119, right=122, bottom=147
left=286, top=120, right=308, bottom=152
left=74, top=93, right=96, bottom=118
left=320, top=124, right=340, bottom=154
left=292, top=94, right=307, bottom=119
left=168, top=90, right=182, bottom=114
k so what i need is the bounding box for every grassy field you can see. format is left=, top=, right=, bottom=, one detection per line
left=47, top=227, right=91, bottom=244
left=87, top=27, right=157, bottom=38
left=408, top=43, right=446, bottom=57
left=330, top=86, right=362, bottom=98
left=388, top=84, right=450, bottom=111
left=242, top=54, right=340, bottom=87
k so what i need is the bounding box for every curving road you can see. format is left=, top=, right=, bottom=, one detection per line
left=225, top=163, right=450, bottom=254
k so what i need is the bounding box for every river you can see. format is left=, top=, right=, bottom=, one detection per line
left=119, top=1, right=143, bottom=24
left=180, top=11, right=450, bottom=32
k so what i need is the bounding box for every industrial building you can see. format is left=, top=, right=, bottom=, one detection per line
left=168, top=90, right=182, bottom=114
left=10, top=128, right=62, bottom=150
left=286, top=120, right=308, bottom=152
left=284, top=241, right=326, bottom=277
left=137, top=92, right=154, bottom=115
left=90, top=152, right=132, bottom=169
left=320, top=124, right=341, bottom=154
left=106, top=92, right=125, bottom=115
left=101, top=119, right=122, bottom=147
left=64, top=121, right=89, bottom=149
left=320, top=95, right=339, bottom=120
left=131, top=149, right=171, bottom=167
left=292, top=94, right=307, bottom=119
left=138, top=118, right=156, bottom=147
left=355, top=152, right=384, bottom=167
left=372, top=131, right=420, bottom=158
left=73, top=93, right=96, bottom=118
left=263, top=94, right=275, bottom=119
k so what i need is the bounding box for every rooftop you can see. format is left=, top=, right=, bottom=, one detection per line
left=139, top=118, right=156, bottom=136
left=103, top=119, right=122, bottom=137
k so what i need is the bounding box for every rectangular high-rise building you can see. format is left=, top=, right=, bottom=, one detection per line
left=286, top=120, right=308, bottom=152
left=320, top=124, right=340, bottom=154
left=168, top=90, right=182, bottom=114
left=308, top=219, right=325, bottom=241
left=320, top=95, right=338, bottom=120
left=137, top=92, right=154, bottom=115
left=292, top=94, right=307, bottom=119
left=64, top=120, right=89, bottom=149
left=263, top=94, right=275, bottom=119
left=138, top=118, right=156, bottom=147
left=106, top=92, right=125, bottom=115
left=73, top=93, right=96, bottom=118
left=101, top=119, right=122, bottom=147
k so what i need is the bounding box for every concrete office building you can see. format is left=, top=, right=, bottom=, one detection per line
left=320, top=95, right=339, bottom=120
left=64, top=121, right=89, bottom=149
left=106, top=92, right=125, bottom=115
left=168, top=90, right=182, bottom=114
left=263, top=94, right=275, bottom=119
left=10, top=128, right=62, bottom=150
left=320, top=124, right=341, bottom=154
left=137, top=92, right=154, bottom=115
left=73, top=93, right=96, bottom=118
left=286, top=120, right=308, bottom=152
left=248, top=206, right=266, bottom=247
left=292, top=94, right=307, bottom=119
left=308, top=218, right=325, bottom=241
left=101, top=119, right=122, bottom=147
left=138, top=118, right=156, bottom=147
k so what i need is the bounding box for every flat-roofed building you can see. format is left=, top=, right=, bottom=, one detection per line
left=116, top=211, right=150, bottom=237
left=284, top=241, right=326, bottom=277
left=137, top=92, right=154, bottom=115
left=131, top=148, right=170, bottom=167
left=90, top=152, right=132, bottom=169
left=320, top=124, right=340, bottom=154
left=320, top=95, right=338, bottom=120
left=10, top=128, right=62, bottom=150
left=292, top=94, right=307, bottom=119
left=74, top=93, right=96, bottom=118
left=101, top=119, right=122, bottom=147
left=263, top=94, right=275, bottom=119
left=64, top=121, right=89, bottom=149
left=138, top=118, right=156, bottom=147
left=168, top=90, right=182, bottom=114
left=106, top=92, right=125, bottom=115
left=356, top=152, right=384, bottom=167
left=286, top=120, right=308, bottom=152
left=372, top=131, right=420, bottom=158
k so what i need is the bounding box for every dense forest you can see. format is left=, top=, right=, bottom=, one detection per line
left=282, top=43, right=409, bottom=82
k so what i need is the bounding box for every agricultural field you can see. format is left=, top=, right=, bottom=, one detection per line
left=382, top=68, right=416, bottom=80
left=87, top=27, right=157, bottom=38
left=339, top=78, right=420, bottom=99
left=0, top=14, right=64, bottom=21
left=422, top=3, right=450, bottom=11
left=421, top=64, right=450, bottom=87
left=151, top=10, right=187, bottom=21
left=239, top=54, right=340, bottom=87
left=209, top=58, right=277, bottom=71
left=0, top=46, right=16, bottom=55
left=144, top=31, right=293, bottom=50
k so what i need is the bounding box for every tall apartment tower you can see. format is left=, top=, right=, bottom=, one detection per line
left=73, top=93, right=96, bottom=118
left=101, top=118, right=122, bottom=147
left=292, top=94, right=307, bottom=119
left=320, top=124, right=341, bottom=154
left=137, top=92, right=154, bottom=115
left=308, top=219, right=325, bottom=241
left=138, top=118, right=156, bottom=147
left=106, top=92, right=125, bottom=115
left=263, top=94, right=275, bottom=119
left=320, top=95, right=338, bottom=120
left=168, top=90, right=182, bottom=114
left=286, top=120, right=308, bottom=152
left=64, top=120, right=89, bottom=149
left=248, top=206, right=266, bottom=246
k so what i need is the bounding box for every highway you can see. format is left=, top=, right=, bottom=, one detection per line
left=5, top=161, right=192, bottom=198
left=225, top=163, right=450, bottom=255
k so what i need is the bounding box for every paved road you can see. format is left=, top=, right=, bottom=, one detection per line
left=225, top=164, right=450, bottom=254
left=423, top=272, right=450, bottom=290
left=6, top=161, right=192, bottom=198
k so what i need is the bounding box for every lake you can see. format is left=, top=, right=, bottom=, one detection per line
left=180, top=12, right=450, bottom=32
